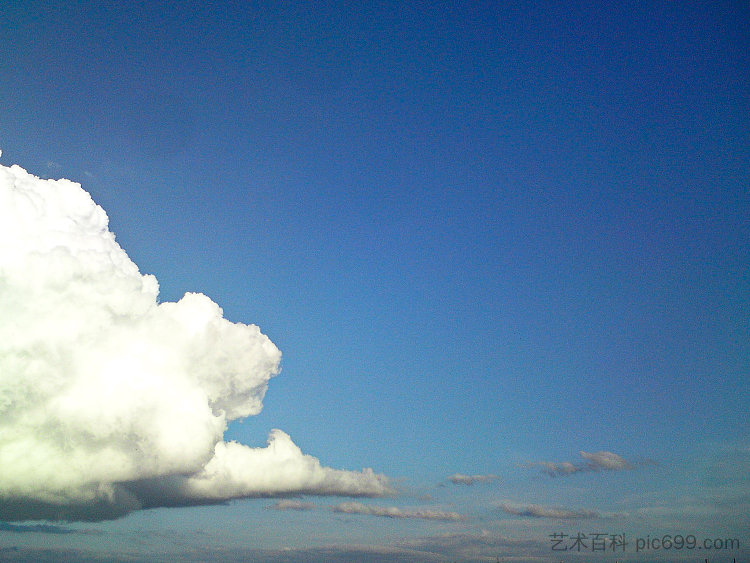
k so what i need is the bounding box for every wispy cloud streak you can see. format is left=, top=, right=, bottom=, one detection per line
left=447, top=473, right=499, bottom=485
left=499, top=502, right=600, bottom=519
left=332, top=502, right=463, bottom=521
left=268, top=499, right=315, bottom=511
left=536, top=451, right=634, bottom=476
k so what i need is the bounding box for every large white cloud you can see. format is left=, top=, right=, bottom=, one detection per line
left=0, top=162, right=391, bottom=521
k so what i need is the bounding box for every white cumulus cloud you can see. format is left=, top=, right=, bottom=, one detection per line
left=0, top=163, right=392, bottom=521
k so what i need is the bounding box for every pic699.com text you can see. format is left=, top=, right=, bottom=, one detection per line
left=549, top=532, right=740, bottom=553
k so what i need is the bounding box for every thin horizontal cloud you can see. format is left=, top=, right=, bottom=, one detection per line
left=580, top=451, right=631, bottom=470
left=0, top=522, right=82, bottom=534
left=499, top=502, right=599, bottom=519
left=332, top=502, right=463, bottom=521
left=269, top=499, right=315, bottom=511
left=401, top=530, right=549, bottom=561
left=536, top=451, right=634, bottom=477
left=0, top=547, right=115, bottom=563
left=447, top=473, right=499, bottom=486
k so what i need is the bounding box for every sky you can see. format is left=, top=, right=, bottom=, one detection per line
left=0, top=1, right=748, bottom=562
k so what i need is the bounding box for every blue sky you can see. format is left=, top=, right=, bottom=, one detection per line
left=0, top=1, right=748, bottom=562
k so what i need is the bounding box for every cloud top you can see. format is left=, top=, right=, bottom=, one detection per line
left=0, top=163, right=391, bottom=521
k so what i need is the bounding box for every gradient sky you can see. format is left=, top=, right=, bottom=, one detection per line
left=1, top=1, right=748, bottom=562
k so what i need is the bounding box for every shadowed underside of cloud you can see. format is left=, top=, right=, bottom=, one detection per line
left=499, top=502, right=599, bottom=519
left=333, top=502, right=463, bottom=521
left=0, top=163, right=392, bottom=522
left=447, top=473, right=499, bottom=486
left=537, top=451, right=634, bottom=476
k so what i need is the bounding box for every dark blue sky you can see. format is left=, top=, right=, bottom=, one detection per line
left=1, top=1, right=748, bottom=561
